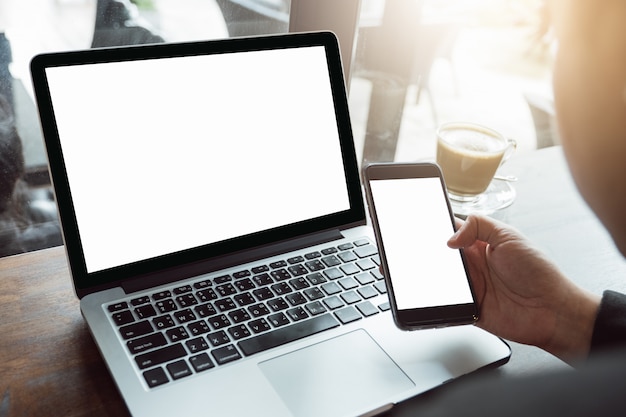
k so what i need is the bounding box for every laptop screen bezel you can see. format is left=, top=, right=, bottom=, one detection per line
left=30, top=31, right=366, bottom=297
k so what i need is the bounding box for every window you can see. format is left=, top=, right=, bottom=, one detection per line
left=0, top=0, right=552, bottom=256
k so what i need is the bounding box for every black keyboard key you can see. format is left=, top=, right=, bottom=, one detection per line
left=235, top=278, right=255, bottom=292
left=212, top=345, right=242, bottom=365
left=268, top=312, right=290, bottom=327
left=131, top=296, right=150, bottom=306
left=269, top=260, right=287, bottom=269
left=108, top=302, right=128, bottom=312
left=287, top=256, right=304, bottom=264
left=338, top=251, right=357, bottom=263
left=228, top=308, right=251, bottom=324
left=374, top=281, right=387, bottom=294
left=253, top=273, right=273, bottom=286
left=153, top=314, right=175, bottom=330
left=176, top=293, right=198, bottom=308
left=136, top=343, right=186, bottom=369
left=155, top=299, right=177, bottom=314
left=207, top=330, right=230, bottom=347
left=338, top=277, right=359, bottom=290
left=248, top=303, right=270, bottom=317
left=173, top=285, right=193, bottom=295
left=321, top=247, right=338, bottom=255
left=340, top=291, right=361, bottom=305
left=305, top=301, right=327, bottom=316
left=193, top=279, right=212, bottom=290
left=338, top=243, right=354, bottom=250
left=213, top=275, right=231, bottom=284
left=321, top=255, right=341, bottom=267
left=355, top=272, right=375, bottom=285
left=152, top=290, right=171, bottom=301
left=306, top=273, right=327, bottom=285
left=120, top=320, right=153, bottom=339
left=378, top=301, right=391, bottom=311
left=305, top=251, right=321, bottom=259
left=174, top=308, right=196, bottom=324
left=303, top=287, right=324, bottom=301
left=271, top=269, right=291, bottom=281
left=234, top=292, right=256, bottom=306
left=112, top=310, right=135, bottom=326
left=356, top=258, right=377, bottom=271
left=165, top=326, right=190, bottom=343
left=286, top=306, right=309, bottom=321
left=267, top=298, right=289, bottom=312
left=188, top=320, right=210, bottom=336
left=127, top=332, right=167, bottom=354
left=190, top=353, right=214, bottom=373
left=232, top=270, right=251, bottom=279
left=167, top=360, right=192, bottom=380
left=238, top=314, right=339, bottom=356
left=285, top=292, right=307, bottom=306
left=287, top=264, right=308, bottom=276
left=143, top=367, right=169, bottom=388
left=228, top=324, right=251, bottom=340
left=196, top=288, right=218, bottom=302
left=321, top=282, right=342, bottom=296
left=271, top=282, right=292, bottom=296
left=194, top=303, right=217, bottom=318
left=340, top=263, right=361, bottom=275
left=208, top=314, right=231, bottom=329
left=305, top=259, right=325, bottom=272
left=323, top=268, right=343, bottom=280
left=354, top=244, right=377, bottom=258
left=249, top=318, right=271, bottom=334
left=356, top=301, right=379, bottom=317
left=189, top=353, right=215, bottom=372
left=186, top=336, right=209, bottom=353
left=323, top=296, right=345, bottom=310
left=135, top=304, right=157, bottom=319
left=216, top=283, right=237, bottom=297
left=358, top=286, right=379, bottom=300
left=251, top=265, right=270, bottom=274
left=215, top=298, right=237, bottom=312
left=252, top=287, right=274, bottom=301
left=289, top=277, right=309, bottom=290
left=334, top=306, right=362, bottom=324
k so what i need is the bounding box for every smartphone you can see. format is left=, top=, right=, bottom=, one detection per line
left=363, top=162, right=478, bottom=330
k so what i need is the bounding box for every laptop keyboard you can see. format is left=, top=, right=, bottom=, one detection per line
left=106, top=238, right=389, bottom=388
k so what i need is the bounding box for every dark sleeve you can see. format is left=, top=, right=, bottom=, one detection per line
left=590, top=290, right=626, bottom=353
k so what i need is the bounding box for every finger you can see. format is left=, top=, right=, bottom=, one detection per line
left=447, top=214, right=505, bottom=249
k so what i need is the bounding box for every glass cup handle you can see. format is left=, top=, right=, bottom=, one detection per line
left=499, top=137, right=517, bottom=167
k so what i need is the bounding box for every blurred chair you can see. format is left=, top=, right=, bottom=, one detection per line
left=215, top=0, right=289, bottom=37
left=525, top=92, right=560, bottom=149
left=91, top=0, right=164, bottom=48
left=353, top=0, right=423, bottom=163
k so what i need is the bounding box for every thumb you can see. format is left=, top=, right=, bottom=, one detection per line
left=447, top=214, right=505, bottom=249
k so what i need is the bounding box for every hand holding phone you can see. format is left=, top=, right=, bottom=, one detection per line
left=363, top=162, right=478, bottom=330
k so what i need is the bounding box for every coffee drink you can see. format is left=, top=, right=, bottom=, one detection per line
left=436, top=123, right=515, bottom=198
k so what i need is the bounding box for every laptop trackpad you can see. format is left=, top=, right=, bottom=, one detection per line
left=258, top=330, right=415, bottom=417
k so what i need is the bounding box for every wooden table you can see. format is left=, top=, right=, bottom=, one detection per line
left=2, top=146, right=625, bottom=416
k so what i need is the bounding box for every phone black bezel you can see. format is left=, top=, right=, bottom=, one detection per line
left=363, top=162, right=479, bottom=330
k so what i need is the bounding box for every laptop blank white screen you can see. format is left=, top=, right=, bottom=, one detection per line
left=45, top=46, right=350, bottom=273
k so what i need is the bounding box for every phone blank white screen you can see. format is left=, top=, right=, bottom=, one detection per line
left=369, top=177, right=473, bottom=310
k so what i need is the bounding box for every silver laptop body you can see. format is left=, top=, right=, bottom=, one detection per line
left=30, top=32, right=510, bottom=417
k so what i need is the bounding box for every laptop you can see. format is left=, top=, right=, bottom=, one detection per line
left=30, top=31, right=510, bottom=417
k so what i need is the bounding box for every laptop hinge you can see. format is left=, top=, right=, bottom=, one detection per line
left=121, top=229, right=345, bottom=295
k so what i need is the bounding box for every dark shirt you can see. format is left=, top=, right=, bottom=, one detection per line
left=393, top=290, right=626, bottom=417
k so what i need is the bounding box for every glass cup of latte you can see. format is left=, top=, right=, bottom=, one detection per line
left=436, top=122, right=516, bottom=202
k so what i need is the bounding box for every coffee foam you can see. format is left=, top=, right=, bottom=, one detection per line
left=440, top=128, right=503, bottom=154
